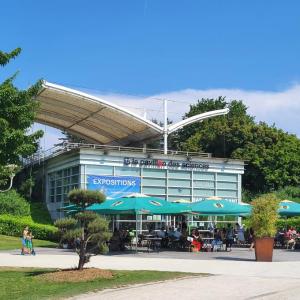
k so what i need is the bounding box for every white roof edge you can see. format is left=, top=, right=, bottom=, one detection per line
left=168, top=108, right=229, bottom=134
left=40, top=81, right=164, bottom=133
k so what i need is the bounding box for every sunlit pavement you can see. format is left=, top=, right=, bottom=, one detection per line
left=2, top=248, right=300, bottom=299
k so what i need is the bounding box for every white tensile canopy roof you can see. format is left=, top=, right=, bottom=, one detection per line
left=35, top=81, right=163, bottom=146
left=35, top=81, right=229, bottom=148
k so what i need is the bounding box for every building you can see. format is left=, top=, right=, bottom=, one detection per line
left=31, top=143, right=244, bottom=220
left=27, top=82, right=244, bottom=220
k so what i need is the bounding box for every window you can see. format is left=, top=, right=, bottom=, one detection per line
left=48, top=165, right=80, bottom=203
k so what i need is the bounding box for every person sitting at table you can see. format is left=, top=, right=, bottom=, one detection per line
left=157, top=227, right=168, bottom=248
left=275, top=228, right=285, bottom=248
left=191, top=229, right=202, bottom=251
left=286, top=227, right=297, bottom=250
left=157, top=227, right=166, bottom=238
left=173, top=228, right=182, bottom=240
left=211, top=229, right=223, bottom=251
left=109, top=229, right=122, bottom=251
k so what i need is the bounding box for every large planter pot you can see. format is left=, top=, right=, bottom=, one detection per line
left=255, top=237, right=274, bottom=262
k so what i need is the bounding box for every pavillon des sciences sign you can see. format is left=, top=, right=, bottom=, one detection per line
left=124, top=157, right=209, bottom=169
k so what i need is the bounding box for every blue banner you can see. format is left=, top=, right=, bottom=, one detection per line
left=87, top=175, right=141, bottom=199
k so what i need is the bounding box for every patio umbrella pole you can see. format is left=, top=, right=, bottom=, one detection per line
left=135, top=213, right=138, bottom=253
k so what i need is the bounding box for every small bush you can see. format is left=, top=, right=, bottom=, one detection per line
left=249, top=193, right=279, bottom=238
left=0, top=190, right=30, bottom=216
left=0, top=214, right=58, bottom=241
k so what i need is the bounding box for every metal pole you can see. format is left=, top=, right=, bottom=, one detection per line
left=135, top=213, right=138, bottom=252
left=163, top=99, right=168, bottom=155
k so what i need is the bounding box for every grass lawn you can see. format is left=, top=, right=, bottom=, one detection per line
left=0, top=235, right=57, bottom=250
left=0, top=267, right=195, bottom=300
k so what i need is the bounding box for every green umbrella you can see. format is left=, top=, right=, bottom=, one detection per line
left=278, top=200, right=300, bottom=216
left=191, top=198, right=251, bottom=216
left=87, top=195, right=181, bottom=215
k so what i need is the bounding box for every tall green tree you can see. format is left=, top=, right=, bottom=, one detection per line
left=171, top=97, right=300, bottom=193
left=0, top=48, right=43, bottom=186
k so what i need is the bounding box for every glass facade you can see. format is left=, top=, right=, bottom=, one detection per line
left=48, top=166, right=80, bottom=203
left=84, top=165, right=239, bottom=202
left=45, top=151, right=243, bottom=219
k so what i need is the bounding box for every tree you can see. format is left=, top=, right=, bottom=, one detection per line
left=55, top=189, right=111, bottom=270
left=0, top=48, right=43, bottom=187
left=171, top=97, right=300, bottom=193
left=56, top=131, right=88, bottom=145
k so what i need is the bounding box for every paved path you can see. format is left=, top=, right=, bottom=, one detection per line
left=2, top=248, right=300, bottom=299
left=1, top=249, right=300, bottom=279
left=70, top=275, right=300, bottom=300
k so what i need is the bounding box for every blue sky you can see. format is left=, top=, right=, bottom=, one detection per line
left=1, top=1, right=300, bottom=147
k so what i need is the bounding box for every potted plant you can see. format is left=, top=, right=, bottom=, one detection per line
left=249, top=193, right=279, bottom=262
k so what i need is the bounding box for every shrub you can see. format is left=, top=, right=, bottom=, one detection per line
left=275, top=186, right=300, bottom=203
left=276, top=217, right=300, bottom=231
left=249, top=193, right=279, bottom=238
left=68, top=189, right=106, bottom=208
left=0, top=214, right=58, bottom=241
left=0, top=190, right=30, bottom=216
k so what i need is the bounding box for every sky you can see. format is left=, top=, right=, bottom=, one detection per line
left=1, top=1, right=300, bottom=149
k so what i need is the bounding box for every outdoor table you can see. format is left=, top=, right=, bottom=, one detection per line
left=143, top=237, right=162, bottom=252
left=201, top=237, right=214, bottom=251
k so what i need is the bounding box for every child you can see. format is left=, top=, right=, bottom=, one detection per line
left=21, top=226, right=29, bottom=255
left=26, top=230, right=35, bottom=255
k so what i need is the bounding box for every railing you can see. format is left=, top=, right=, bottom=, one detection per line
left=22, top=142, right=211, bottom=167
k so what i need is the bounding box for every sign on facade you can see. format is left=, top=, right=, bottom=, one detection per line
left=87, top=175, right=141, bottom=199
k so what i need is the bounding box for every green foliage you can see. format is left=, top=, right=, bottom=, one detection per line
left=68, top=189, right=106, bottom=208
left=274, top=186, right=300, bottom=203
left=276, top=217, right=300, bottom=231
left=0, top=268, right=189, bottom=300
left=0, top=214, right=58, bottom=241
left=0, top=190, right=30, bottom=216
left=171, top=97, right=300, bottom=193
left=0, top=47, right=43, bottom=185
left=55, top=211, right=111, bottom=270
left=29, top=202, right=53, bottom=225
left=54, top=217, right=77, bottom=244
left=0, top=48, right=21, bottom=66
left=0, top=234, right=57, bottom=250
left=58, top=131, right=88, bottom=144
left=18, top=177, right=35, bottom=199
left=249, top=194, right=279, bottom=238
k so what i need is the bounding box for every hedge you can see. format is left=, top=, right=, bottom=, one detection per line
left=0, top=190, right=30, bottom=216
left=277, top=218, right=300, bottom=231
left=0, top=214, right=58, bottom=242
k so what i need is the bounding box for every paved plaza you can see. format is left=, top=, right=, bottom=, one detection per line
left=1, top=247, right=300, bottom=299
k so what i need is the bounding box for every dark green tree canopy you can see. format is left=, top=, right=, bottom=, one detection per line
left=68, top=189, right=106, bottom=208
left=0, top=48, right=43, bottom=184
left=171, top=97, right=300, bottom=193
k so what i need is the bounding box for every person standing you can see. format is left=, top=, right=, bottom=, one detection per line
left=249, top=227, right=255, bottom=250
left=236, top=223, right=245, bottom=245
left=21, top=226, right=29, bottom=255
left=225, top=224, right=234, bottom=251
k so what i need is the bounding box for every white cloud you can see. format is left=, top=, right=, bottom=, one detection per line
left=88, top=84, right=300, bottom=137
left=33, top=83, right=300, bottom=149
